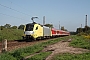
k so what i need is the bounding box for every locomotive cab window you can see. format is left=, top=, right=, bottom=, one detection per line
left=25, top=24, right=34, bottom=31
left=36, top=26, right=38, bottom=30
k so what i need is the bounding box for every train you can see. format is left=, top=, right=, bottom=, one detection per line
left=22, top=22, right=70, bottom=40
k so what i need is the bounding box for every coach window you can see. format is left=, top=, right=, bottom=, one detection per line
left=36, top=26, right=38, bottom=30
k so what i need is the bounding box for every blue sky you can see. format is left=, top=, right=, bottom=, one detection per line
left=0, top=0, right=90, bottom=31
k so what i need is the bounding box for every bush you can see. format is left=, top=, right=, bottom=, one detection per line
left=85, top=35, right=90, bottom=39
left=77, top=32, right=87, bottom=36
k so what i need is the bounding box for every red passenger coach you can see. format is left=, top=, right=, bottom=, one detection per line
left=51, top=28, right=57, bottom=36
left=51, top=28, right=70, bottom=37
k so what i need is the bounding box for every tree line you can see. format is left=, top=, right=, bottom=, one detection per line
left=76, top=26, right=90, bottom=34
left=0, top=24, right=24, bottom=30
left=44, top=24, right=68, bottom=31
left=0, top=23, right=69, bottom=31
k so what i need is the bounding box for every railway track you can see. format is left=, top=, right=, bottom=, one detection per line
left=0, top=38, right=58, bottom=53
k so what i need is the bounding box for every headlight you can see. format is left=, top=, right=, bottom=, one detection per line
left=31, top=31, right=34, bottom=34
left=30, top=31, right=34, bottom=34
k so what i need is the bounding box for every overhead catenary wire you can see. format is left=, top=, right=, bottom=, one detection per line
left=0, top=2, right=40, bottom=24
left=0, top=12, right=26, bottom=20
left=0, top=3, right=32, bottom=17
left=8, top=0, right=28, bottom=12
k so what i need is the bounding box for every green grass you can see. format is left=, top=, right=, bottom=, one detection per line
left=70, top=35, right=90, bottom=50
left=11, top=45, right=44, bottom=60
left=0, top=53, right=17, bottom=60
left=0, top=29, right=23, bottom=41
left=52, top=53, right=90, bottom=60
left=27, top=52, right=52, bottom=60
left=0, top=37, right=65, bottom=60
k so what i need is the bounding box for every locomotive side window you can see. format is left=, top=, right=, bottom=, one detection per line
left=36, top=26, right=38, bottom=30
left=25, top=24, right=34, bottom=31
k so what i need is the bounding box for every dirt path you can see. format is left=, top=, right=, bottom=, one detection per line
left=44, top=39, right=89, bottom=60
left=24, top=39, right=89, bottom=60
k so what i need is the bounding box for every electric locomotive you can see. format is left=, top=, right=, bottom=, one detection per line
left=22, top=22, right=52, bottom=40
left=22, top=17, right=70, bottom=40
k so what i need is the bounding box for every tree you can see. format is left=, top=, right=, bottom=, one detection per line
left=64, top=29, right=68, bottom=31
left=84, top=26, right=90, bottom=32
left=11, top=26, right=17, bottom=29
left=76, top=28, right=82, bottom=33
left=4, top=24, right=11, bottom=28
left=18, top=25, right=24, bottom=30
left=61, top=26, right=64, bottom=30
left=44, top=24, right=53, bottom=28
left=76, top=26, right=90, bottom=34
left=0, top=26, right=1, bottom=30
left=0, top=26, right=5, bottom=30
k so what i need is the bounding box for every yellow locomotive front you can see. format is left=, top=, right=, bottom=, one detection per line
left=23, top=22, right=43, bottom=40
